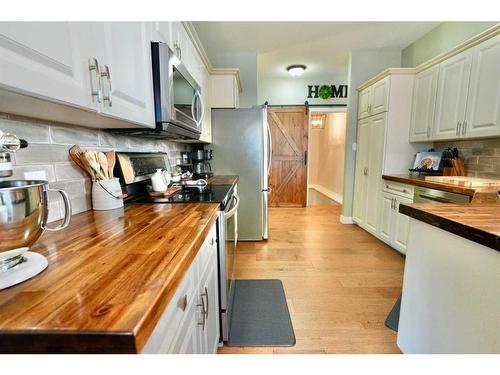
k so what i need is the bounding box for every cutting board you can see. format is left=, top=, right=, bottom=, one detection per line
left=425, top=176, right=500, bottom=188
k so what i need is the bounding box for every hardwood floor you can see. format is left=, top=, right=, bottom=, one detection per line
left=218, top=205, right=405, bottom=354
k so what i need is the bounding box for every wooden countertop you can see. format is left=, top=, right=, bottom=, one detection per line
left=381, top=174, right=500, bottom=197
left=399, top=203, right=500, bottom=252
left=0, top=203, right=220, bottom=353
left=208, top=175, right=239, bottom=185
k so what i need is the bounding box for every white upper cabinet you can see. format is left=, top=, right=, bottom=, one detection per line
left=464, top=34, right=500, bottom=138
left=357, top=87, right=371, bottom=119
left=94, top=22, right=155, bottom=127
left=409, top=65, right=439, bottom=142
left=433, top=50, right=472, bottom=140
left=152, top=22, right=171, bottom=44
left=210, top=73, right=240, bottom=109
left=0, top=22, right=94, bottom=110
left=371, top=77, right=389, bottom=115
left=357, top=77, right=389, bottom=119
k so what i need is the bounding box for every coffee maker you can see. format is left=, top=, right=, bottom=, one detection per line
left=190, top=149, right=213, bottom=180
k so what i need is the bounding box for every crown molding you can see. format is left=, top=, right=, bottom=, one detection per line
left=357, top=23, right=500, bottom=91
left=182, top=21, right=243, bottom=92
left=357, top=68, right=416, bottom=91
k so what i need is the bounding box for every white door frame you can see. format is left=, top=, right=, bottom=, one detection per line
left=306, top=107, right=348, bottom=206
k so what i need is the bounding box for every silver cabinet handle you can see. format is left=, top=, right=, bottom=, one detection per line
left=456, top=121, right=461, bottom=136
left=197, top=295, right=206, bottom=330
left=462, top=120, right=467, bottom=136
left=390, top=197, right=394, bottom=210
left=385, top=185, right=409, bottom=195
left=179, top=294, right=188, bottom=312
left=100, top=65, right=113, bottom=107
left=427, top=127, right=431, bottom=138
left=363, top=167, right=368, bottom=176
left=202, top=287, right=209, bottom=320
left=174, top=41, right=181, bottom=59
left=88, top=57, right=102, bottom=103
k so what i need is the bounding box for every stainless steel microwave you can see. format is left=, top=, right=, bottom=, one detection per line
left=150, top=41, right=204, bottom=139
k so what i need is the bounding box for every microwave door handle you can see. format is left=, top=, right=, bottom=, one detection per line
left=196, top=90, right=204, bottom=127
left=191, top=92, right=197, bottom=123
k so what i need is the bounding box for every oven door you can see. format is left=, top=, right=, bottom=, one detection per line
left=219, top=192, right=239, bottom=342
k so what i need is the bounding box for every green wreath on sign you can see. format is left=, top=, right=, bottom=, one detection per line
left=318, top=85, right=332, bottom=99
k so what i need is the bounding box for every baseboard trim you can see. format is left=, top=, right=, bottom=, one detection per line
left=309, top=184, right=343, bottom=204
left=340, top=215, right=354, bottom=224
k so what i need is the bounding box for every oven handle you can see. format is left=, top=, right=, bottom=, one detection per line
left=224, top=194, right=240, bottom=219
left=416, top=194, right=454, bottom=204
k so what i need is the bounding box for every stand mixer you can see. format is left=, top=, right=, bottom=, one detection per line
left=0, top=130, right=72, bottom=289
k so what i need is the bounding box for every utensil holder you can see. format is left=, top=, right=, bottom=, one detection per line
left=91, top=178, right=124, bottom=210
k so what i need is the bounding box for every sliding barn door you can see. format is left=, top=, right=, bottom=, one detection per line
left=268, top=107, right=308, bottom=207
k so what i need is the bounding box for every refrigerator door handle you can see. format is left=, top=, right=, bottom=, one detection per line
left=266, top=120, right=272, bottom=176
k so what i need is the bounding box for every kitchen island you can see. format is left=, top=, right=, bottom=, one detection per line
left=0, top=202, right=219, bottom=353
left=397, top=202, right=500, bottom=353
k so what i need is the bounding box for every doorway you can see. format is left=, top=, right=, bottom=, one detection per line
left=267, top=107, right=308, bottom=207
left=307, top=109, right=347, bottom=206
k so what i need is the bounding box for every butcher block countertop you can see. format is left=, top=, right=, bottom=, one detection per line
left=399, top=203, right=500, bottom=252
left=382, top=174, right=500, bottom=198
left=208, top=175, right=239, bottom=185
left=0, top=203, right=219, bottom=353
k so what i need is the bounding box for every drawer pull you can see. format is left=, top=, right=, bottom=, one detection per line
left=179, top=294, right=188, bottom=312
left=385, top=185, right=409, bottom=194
left=210, top=238, right=215, bottom=246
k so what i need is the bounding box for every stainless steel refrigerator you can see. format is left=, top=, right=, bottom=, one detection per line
left=210, top=106, right=270, bottom=240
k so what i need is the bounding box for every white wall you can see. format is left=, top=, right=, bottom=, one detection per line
left=341, top=49, right=403, bottom=220
left=309, top=112, right=346, bottom=204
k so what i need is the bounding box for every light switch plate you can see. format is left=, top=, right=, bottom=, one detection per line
left=24, top=170, right=47, bottom=180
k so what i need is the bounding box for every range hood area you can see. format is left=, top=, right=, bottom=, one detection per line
left=105, top=121, right=201, bottom=140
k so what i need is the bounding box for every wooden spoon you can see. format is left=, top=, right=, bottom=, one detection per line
left=105, top=150, right=116, bottom=179
left=69, top=145, right=94, bottom=179
left=83, top=151, right=105, bottom=180
left=97, top=152, right=109, bottom=179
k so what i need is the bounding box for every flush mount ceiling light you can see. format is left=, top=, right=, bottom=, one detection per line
left=286, top=64, right=306, bottom=77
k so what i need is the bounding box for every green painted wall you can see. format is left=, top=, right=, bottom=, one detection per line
left=401, top=22, right=498, bottom=67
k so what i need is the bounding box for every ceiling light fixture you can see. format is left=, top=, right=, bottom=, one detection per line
left=286, top=64, right=306, bottom=77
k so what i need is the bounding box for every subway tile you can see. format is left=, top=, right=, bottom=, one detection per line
left=50, top=125, right=99, bottom=146
left=70, top=194, right=92, bottom=215
left=55, top=162, right=88, bottom=181
left=47, top=200, right=63, bottom=223
left=471, top=148, right=495, bottom=156
left=14, top=143, right=72, bottom=164
left=49, top=180, right=86, bottom=199
left=0, top=118, right=50, bottom=143
left=98, top=131, right=130, bottom=149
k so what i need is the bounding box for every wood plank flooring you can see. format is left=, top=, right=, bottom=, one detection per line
left=218, top=205, right=405, bottom=354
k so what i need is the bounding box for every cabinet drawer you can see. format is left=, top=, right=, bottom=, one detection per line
left=197, top=222, right=217, bottom=275
left=141, top=263, right=196, bottom=354
left=383, top=181, right=414, bottom=199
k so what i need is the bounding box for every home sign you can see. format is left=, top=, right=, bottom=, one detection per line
left=307, top=85, right=348, bottom=99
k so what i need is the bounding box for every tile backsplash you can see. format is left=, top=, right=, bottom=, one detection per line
left=434, top=138, right=500, bottom=178
left=0, top=113, right=191, bottom=222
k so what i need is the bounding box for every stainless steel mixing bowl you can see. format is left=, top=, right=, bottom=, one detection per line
left=0, top=180, right=71, bottom=253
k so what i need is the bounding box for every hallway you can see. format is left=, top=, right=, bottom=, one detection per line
left=219, top=205, right=405, bottom=354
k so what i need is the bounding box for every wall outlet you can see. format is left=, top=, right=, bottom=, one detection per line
left=24, top=170, right=47, bottom=180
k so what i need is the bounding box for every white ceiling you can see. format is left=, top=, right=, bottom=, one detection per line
left=193, top=22, right=440, bottom=78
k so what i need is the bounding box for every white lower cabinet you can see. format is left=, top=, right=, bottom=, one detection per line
left=142, top=222, right=219, bottom=354
left=378, top=183, right=413, bottom=255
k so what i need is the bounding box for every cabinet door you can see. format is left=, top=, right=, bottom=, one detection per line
left=97, top=22, right=155, bottom=127
left=379, top=193, right=394, bottom=243
left=210, top=74, right=239, bottom=108
left=169, top=297, right=202, bottom=354
left=198, top=258, right=219, bottom=354
left=371, top=77, right=389, bottom=115
left=0, top=22, right=94, bottom=110
left=464, top=34, right=500, bottom=138
left=364, top=113, right=386, bottom=234
left=409, top=66, right=439, bottom=142
left=358, top=87, right=371, bottom=119
left=393, top=196, right=413, bottom=254
left=352, top=118, right=370, bottom=224
left=433, top=50, right=472, bottom=140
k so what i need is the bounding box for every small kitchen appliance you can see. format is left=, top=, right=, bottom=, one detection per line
left=0, top=130, right=71, bottom=289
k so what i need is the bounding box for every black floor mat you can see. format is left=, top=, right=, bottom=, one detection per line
left=385, top=294, right=402, bottom=332
left=227, top=279, right=296, bottom=347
